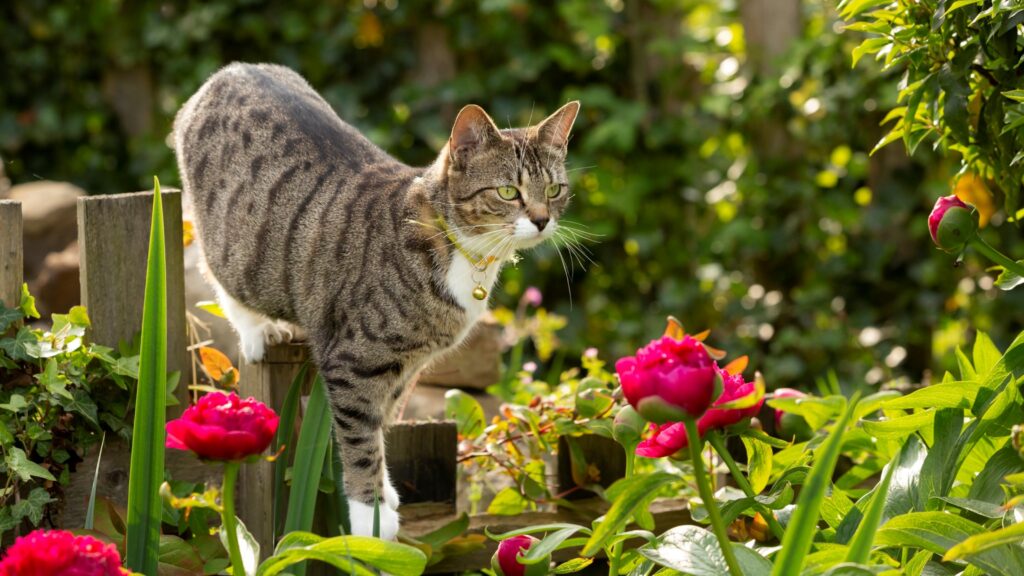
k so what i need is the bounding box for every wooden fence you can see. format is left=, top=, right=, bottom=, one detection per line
left=0, top=191, right=690, bottom=573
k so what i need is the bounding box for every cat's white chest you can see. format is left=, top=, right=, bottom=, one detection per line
left=445, top=254, right=502, bottom=337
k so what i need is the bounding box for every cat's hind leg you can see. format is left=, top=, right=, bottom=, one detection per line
left=210, top=279, right=301, bottom=363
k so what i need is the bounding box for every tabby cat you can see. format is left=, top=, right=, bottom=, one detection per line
left=173, top=63, right=579, bottom=539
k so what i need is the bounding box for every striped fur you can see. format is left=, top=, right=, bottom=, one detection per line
left=173, top=63, right=578, bottom=537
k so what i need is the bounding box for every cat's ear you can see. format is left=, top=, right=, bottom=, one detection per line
left=535, top=101, right=580, bottom=150
left=449, top=104, right=501, bottom=167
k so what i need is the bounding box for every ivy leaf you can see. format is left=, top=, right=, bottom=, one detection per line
left=5, top=447, right=56, bottom=482
left=0, top=302, right=23, bottom=333
left=57, top=389, right=101, bottom=428
left=0, top=393, right=28, bottom=412
left=488, top=487, right=530, bottom=516
left=994, top=261, right=1023, bottom=290
left=11, top=487, right=54, bottom=526
left=0, top=327, right=35, bottom=361
left=37, top=357, right=74, bottom=400
left=19, top=283, right=39, bottom=319
left=444, top=389, right=485, bottom=439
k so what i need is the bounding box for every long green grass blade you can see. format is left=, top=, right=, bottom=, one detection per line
left=844, top=451, right=897, bottom=564
left=284, top=374, right=333, bottom=576
left=771, top=392, right=861, bottom=576
left=273, top=362, right=308, bottom=540
left=125, top=178, right=168, bottom=575
left=84, top=431, right=106, bottom=530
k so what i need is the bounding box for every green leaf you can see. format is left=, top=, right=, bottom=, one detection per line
left=58, top=389, right=100, bottom=428
left=861, top=408, right=935, bottom=439
left=486, top=523, right=592, bottom=540
left=195, top=300, right=226, bottom=318
left=37, top=357, right=73, bottom=400
left=1004, top=90, right=1024, bottom=103
left=5, top=446, right=56, bottom=482
left=553, top=557, right=594, bottom=574
left=11, top=487, right=54, bottom=525
left=741, top=434, right=773, bottom=493
left=917, top=408, right=964, bottom=508
left=994, top=261, right=1024, bottom=290
left=875, top=512, right=1024, bottom=576
left=968, top=445, right=1024, bottom=503
left=444, top=389, right=486, bottom=438
left=85, top=432, right=107, bottom=530
left=273, top=362, right=308, bottom=539
left=417, top=512, right=470, bottom=551
left=521, top=526, right=588, bottom=564
left=637, top=525, right=772, bottom=576
left=284, top=375, right=333, bottom=540
left=0, top=393, right=28, bottom=412
left=19, top=283, right=39, bottom=319
left=947, top=0, right=983, bottom=14
left=125, top=178, right=169, bottom=576
left=488, top=487, right=530, bottom=516
left=771, top=393, right=858, bottom=576
left=0, top=302, right=23, bottom=332
left=255, top=534, right=427, bottom=576
left=765, top=395, right=844, bottom=430
left=844, top=452, right=896, bottom=564
left=945, top=519, right=1024, bottom=564
left=220, top=517, right=260, bottom=576
left=880, top=381, right=976, bottom=411
left=0, top=327, right=36, bottom=361
left=581, top=472, right=678, bottom=557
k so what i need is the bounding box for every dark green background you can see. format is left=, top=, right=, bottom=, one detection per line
left=2, top=0, right=1020, bottom=389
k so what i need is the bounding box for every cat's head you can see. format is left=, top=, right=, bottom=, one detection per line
left=440, top=102, right=580, bottom=254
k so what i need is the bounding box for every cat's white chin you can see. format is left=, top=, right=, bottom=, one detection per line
left=347, top=499, right=400, bottom=540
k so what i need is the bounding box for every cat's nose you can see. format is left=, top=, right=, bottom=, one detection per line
left=531, top=217, right=549, bottom=231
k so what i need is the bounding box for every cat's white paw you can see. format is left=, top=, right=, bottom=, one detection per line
left=347, top=499, right=399, bottom=541
left=382, top=468, right=400, bottom=511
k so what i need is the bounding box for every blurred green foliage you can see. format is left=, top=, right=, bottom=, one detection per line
left=1, top=0, right=1020, bottom=389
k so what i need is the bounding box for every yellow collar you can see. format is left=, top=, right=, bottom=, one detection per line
left=436, top=217, right=495, bottom=270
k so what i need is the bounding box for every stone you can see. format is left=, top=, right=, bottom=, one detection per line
left=7, top=180, right=84, bottom=280
left=31, top=240, right=80, bottom=318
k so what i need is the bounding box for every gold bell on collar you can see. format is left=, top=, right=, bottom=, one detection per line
left=472, top=285, right=488, bottom=300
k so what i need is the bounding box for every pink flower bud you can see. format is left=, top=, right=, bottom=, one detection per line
left=522, top=287, right=543, bottom=307
left=166, top=392, right=279, bottom=461
left=616, top=335, right=720, bottom=423
left=0, top=529, right=129, bottom=576
left=492, top=535, right=548, bottom=576
left=928, top=195, right=976, bottom=253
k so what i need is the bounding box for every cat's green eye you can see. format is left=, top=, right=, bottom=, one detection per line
left=545, top=183, right=564, bottom=198
left=496, top=186, right=520, bottom=200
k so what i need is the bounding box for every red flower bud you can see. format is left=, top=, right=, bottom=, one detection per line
left=928, top=195, right=976, bottom=253
left=616, top=335, right=720, bottom=423
left=166, top=392, right=279, bottom=461
left=0, top=529, right=129, bottom=576
left=772, top=388, right=814, bottom=442
left=492, top=535, right=548, bottom=576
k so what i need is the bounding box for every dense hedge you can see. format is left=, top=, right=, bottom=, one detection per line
left=2, top=0, right=1020, bottom=388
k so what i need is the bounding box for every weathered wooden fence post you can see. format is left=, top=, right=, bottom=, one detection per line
left=0, top=200, right=22, bottom=310
left=62, top=190, right=220, bottom=528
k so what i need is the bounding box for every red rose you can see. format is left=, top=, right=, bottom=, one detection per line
left=0, top=529, right=128, bottom=576
left=166, top=392, right=279, bottom=461
left=491, top=535, right=548, bottom=576
left=616, top=335, right=721, bottom=423
left=636, top=366, right=764, bottom=458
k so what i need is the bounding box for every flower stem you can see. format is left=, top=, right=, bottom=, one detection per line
left=684, top=419, right=742, bottom=576
left=706, top=432, right=785, bottom=541
left=970, top=236, right=1024, bottom=279
left=222, top=462, right=246, bottom=576
left=607, top=449, right=637, bottom=576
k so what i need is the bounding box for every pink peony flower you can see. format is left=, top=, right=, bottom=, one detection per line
left=491, top=534, right=548, bottom=576
left=616, top=335, right=720, bottom=423
left=0, top=529, right=128, bottom=576
left=166, top=392, right=279, bottom=461
left=928, top=195, right=976, bottom=253
left=636, top=366, right=764, bottom=457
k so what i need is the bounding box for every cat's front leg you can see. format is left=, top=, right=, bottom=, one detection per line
left=320, top=357, right=401, bottom=540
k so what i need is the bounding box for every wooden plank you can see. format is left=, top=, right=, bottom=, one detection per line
left=77, top=190, right=189, bottom=411
left=0, top=200, right=22, bottom=310
left=237, top=343, right=313, bottom=556
left=63, top=190, right=222, bottom=530
left=557, top=434, right=627, bottom=499
left=386, top=421, right=457, bottom=509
